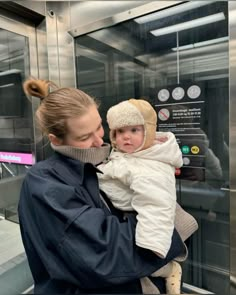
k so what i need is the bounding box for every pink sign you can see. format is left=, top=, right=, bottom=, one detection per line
left=0, top=151, right=34, bottom=165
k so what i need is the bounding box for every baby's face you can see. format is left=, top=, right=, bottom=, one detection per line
left=115, top=125, right=144, bottom=153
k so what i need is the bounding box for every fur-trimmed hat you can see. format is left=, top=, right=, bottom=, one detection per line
left=106, top=99, right=157, bottom=151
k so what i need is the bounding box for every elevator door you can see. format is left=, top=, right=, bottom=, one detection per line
left=0, top=14, right=37, bottom=294
left=0, top=14, right=38, bottom=220
left=74, top=2, right=229, bottom=294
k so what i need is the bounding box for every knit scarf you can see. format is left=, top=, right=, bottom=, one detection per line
left=51, top=143, right=111, bottom=165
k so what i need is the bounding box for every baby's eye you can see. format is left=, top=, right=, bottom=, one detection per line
left=131, top=128, right=139, bottom=132
left=117, top=129, right=124, bottom=134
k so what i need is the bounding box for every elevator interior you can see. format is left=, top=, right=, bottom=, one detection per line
left=0, top=1, right=234, bottom=294
left=72, top=2, right=229, bottom=294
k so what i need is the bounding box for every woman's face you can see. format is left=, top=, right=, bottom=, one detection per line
left=63, top=105, right=104, bottom=148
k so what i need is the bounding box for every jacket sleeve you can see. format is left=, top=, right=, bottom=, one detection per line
left=20, top=169, right=185, bottom=290
left=130, top=171, right=176, bottom=258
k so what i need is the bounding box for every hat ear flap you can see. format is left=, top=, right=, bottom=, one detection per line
left=142, top=123, right=156, bottom=150
left=109, top=129, right=117, bottom=148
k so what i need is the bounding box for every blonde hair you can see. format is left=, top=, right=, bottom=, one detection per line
left=23, top=78, right=97, bottom=139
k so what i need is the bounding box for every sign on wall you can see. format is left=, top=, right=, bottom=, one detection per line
left=0, top=151, right=34, bottom=165
left=153, top=82, right=206, bottom=181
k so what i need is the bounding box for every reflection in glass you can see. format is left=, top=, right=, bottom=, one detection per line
left=75, top=2, right=229, bottom=294
left=0, top=28, right=32, bottom=222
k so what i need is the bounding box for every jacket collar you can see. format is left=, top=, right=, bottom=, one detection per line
left=51, top=143, right=110, bottom=166
left=52, top=152, right=101, bottom=185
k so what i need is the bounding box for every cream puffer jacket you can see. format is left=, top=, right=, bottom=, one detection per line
left=98, top=131, right=183, bottom=258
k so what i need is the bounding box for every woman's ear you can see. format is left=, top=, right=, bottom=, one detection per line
left=48, top=134, right=63, bottom=146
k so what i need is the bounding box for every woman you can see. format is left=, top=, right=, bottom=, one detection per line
left=18, top=78, right=186, bottom=294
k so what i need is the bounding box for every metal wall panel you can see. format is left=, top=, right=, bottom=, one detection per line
left=69, top=1, right=152, bottom=28
left=45, top=2, right=75, bottom=87
left=14, top=0, right=46, bottom=16
left=69, top=1, right=181, bottom=37
left=229, top=2, right=236, bottom=294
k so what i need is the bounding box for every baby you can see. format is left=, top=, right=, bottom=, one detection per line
left=98, top=99, right=195, bottom=294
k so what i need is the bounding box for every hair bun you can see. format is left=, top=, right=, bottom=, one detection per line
left=23, top=78, right=53, bottom=101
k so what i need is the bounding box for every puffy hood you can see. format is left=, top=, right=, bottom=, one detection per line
left=109, top=132, right=183, bottom=168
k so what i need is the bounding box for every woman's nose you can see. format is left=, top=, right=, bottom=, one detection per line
left=93, top=134, right=104, bottom=147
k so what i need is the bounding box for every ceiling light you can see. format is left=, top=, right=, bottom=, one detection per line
left=194, top=36, right=228, bottom=48
left=172, top=44, right=194, bottom=51
left=134, top=1, right=214, bottom=24
left=172, top=36, right=229, bottom=51
left=150, top=12, right=225, bottom=37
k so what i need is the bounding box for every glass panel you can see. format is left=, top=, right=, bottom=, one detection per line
left=0, top=23, right=34, bottom=293
left=0, top=28, right=33, bottom=221
left=75, top=2, right=229, bottom=294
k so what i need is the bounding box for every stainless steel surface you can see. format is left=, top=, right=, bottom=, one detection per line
left=37, top=18, right=48, bottom=79
left=69, top=1, right=182, bottom=37
left=13, top=0, right=46, bottom=16
left=70, top=1, right=152, bottom=29
left=229, top=3, right=236, bottom=294
left=46, top=2, right=75, bottom=87
left=33, top=17, right=48, bottom=161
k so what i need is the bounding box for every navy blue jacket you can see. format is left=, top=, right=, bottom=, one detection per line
left=18, top=152, right=185, bottom=294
